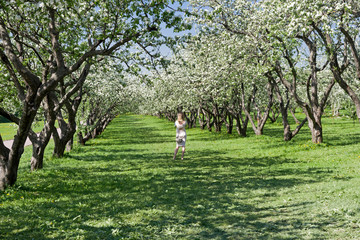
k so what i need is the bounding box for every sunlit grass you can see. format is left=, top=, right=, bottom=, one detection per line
left=0, top=121, right=61, bottom=141
left=0, top=121, right=44, bottom=141
left=1, top=114, right=360, bottom=239
left=0, top=122, right=22, bottom=141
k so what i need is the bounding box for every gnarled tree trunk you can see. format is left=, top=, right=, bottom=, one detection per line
left=51, top=64, right=90, bottom=158
left=212, top=103, right=224, bottom=132
left=0, top=100, right=39, bottom=190
left=241, top=83, right=273, bottom=136
left=275, top=34, right=336, bottom=143
left=266, top=72, right=307, bottom=141
left=222, top=111, right=233, bottom=134
left=198, top=107, right=205, bottom=130
left=28, top=94, right=58, bottom=171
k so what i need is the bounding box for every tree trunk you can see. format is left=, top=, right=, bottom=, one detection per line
left=241, top=82, right=273, bottom=136
left=189, top=109, right=197, bottom=128
left=184, top=112, right=191, bottom=128
left=52, top=116, right=75, bottom=158
left=77, top=132, right=85, bottom=146
left=268, top=106, right=280, bottom=123
left=305, top=112, right=323, bottom=144
left=53, top=136, right=68, bottom=158
left=78, top=103, right=116, bottom=145
left=212, top=104, right=222, bottom=132
left=290, top=108, right=300, bottom=124
left=234, top=115, right=245, bottom=136
left=226, top=114, right=233, bottom=134
left=338, top=27, right=360, bottom=123
left=52, top=94, right=80, bottom=158
left=51, top=63, right=90, bottom=157
left=0, top=135, right=10, bottom=190
left=184, top=111, right=196, bottom=129
left=275, top=34, right=335, bottom=143
left=266, top=72, right=307, bottom=141
left=198, top=108, right=205, bottom=130
left=214, top=122, right=221, bottom=132
left=66, top=138, right=73, bottom=151
left=223, top=111, right=233, bottom=134
left=28, top=94, right=58, bottom=171
left=30, top=142, right=45, bottom=170
left=330, top=63, right=360, bottom=122
left=202, top=108, right=213, bottom=131
left=79, top=116, right=113, bottom=145
left=0, top=98, right=39, bottom=190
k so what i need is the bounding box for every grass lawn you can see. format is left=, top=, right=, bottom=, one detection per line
left=1, top=114, right=360, bottom=239
left=0, top=121, right=46, bottom=141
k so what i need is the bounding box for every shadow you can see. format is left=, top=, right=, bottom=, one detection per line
left=1, top=115, right=356, bottom=239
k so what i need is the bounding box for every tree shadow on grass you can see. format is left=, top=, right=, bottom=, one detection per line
left=324, top=132, right=360, bottom=147
left=2, top=148, right=345, bottom=239
left=2, top=115, right=356, bottom=239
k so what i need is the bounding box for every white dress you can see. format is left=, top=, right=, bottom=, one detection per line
left=175, top=120, right=187, bottom=147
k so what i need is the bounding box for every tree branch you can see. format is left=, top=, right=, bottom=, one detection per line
left=340, top=27, right=360, bottom=79
left=0, top=49, right=25, bottom=101
left=0, top=20, right=41, bottom=89
left=320, top=78, right=335, bottom=114
left=55, top=63, right=91, bottom=112
left=0, top=107, right=20, bottom=124
left=4, top=21, right=52, bottom=55
left=68, top=31, right=142, bottom=74
left=48, top=7, right=65, bottom=70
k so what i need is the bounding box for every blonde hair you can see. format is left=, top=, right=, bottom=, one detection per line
left=177, top=112, right=184, bottom=122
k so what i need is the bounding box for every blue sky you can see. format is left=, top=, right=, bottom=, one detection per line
left=158, top=1, right=197, bottom=58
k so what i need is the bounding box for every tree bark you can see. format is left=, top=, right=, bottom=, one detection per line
left=0, top=134, right=10, bottom=190
left=29, top=137, right=45, bottom=170
left=241, top=83, right=273, bottom=135
left=268, top=106, right=280, bottom=123
left=78, top=113, right=115, bottom=145
left=202, top=107, right=214, bottom=132
left=275, top=34, right=336, bottom=143
left=213, top=103, right=223, bottom=132
left=330, top=27, right=360, bottom=122
left=51, top=64, right=90, bottom=158
left=234, top=114, right=247, bottom=137
left=52, top=109, right=76, bottom=158
left=266, top=72, right=307, bottom=141
left=222, top=111, right=233, bottom=134
left=226, top=113, right=233, bottom=134
left=28, top=94, right=58, bottom=171
left=227, top=87, right=249, bottom=137
left=198, top=107, right=205, bottom=130
left=184, top=111, right=197, bottom=128
left=190, top=109, right=197, bottom=128
left=290, top=108, right=300, bottom=124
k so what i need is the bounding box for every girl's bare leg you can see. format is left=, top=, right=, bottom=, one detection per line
left=181, top=147, right=185, bottom=160
left=173, top=147, right=179, bottom=160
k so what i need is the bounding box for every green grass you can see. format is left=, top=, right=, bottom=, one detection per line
left=0, top=121, right=46, bottom=141
left=1, top=114, right=360, bottom=239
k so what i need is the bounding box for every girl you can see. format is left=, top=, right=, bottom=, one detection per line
left=173, top=112, right=186, bottom=160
